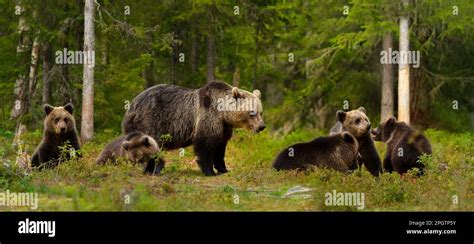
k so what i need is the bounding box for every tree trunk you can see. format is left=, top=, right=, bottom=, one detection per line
left=58, top=17, right=73, bottom=104
left=206, top=11, right=215, bottom=83
left=143, top=59, right=155, bottom=88
left=381, top=32, right=394, bottom=123
left=81, top=0, right=95, bottom=142
left=232, top=66, right=240, bottom=87
left=170, top=41, right=176, bottom=84
left=398, top=0, right=410, bottom=125
left=191, top=33, right=198, bottom=74
left=42, top=43, right=52, bottom=104
left=28, top=37, right=40, bottom=104
left=101, top=35, right=109, bottom=65
left=11, top=10, right=30, bottom=120
left=253, top=19, right=260, bottom=90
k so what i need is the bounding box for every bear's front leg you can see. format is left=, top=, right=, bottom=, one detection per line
left=213, top=142, right=228, bottom=174
left=383, top=153, right=393, bottom=173
left=144, top=158, right=165, bottom=175
left=214, top=126, right=232, bottom=174
left=36, top=147, right=53, bottom=169
left=31, top=152, right=40, bottom=168
left=193, top=138, right=216, bottom=176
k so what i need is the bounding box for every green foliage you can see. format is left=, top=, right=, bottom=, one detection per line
left=0, top=0, right=472, bottom=132
left=0, top=0, right=472, bottom=212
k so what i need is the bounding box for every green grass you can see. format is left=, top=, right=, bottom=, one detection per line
left=0, top=128, right=472, bottom=211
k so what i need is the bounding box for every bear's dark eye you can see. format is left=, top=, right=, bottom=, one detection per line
left=355, top=119, right=361, bottom=124
left=54, top=118, right=60, bottom=123
left=249, top=111, right=257, bottom=117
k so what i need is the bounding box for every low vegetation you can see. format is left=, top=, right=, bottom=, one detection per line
left=0, top=129, right=472, bottom=211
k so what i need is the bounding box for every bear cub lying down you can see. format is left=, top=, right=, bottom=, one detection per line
left=96, top=131, right=164, bottom=175
left=272, top=132, right=360, bottom=173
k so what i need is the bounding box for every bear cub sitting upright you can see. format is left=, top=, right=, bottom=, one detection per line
left=96, top=131, right=164, bottom=175
left=272, top=132, right=359, bottom=173
left=31, top=103, right=81, bottom=168
left=371, top=117, right=432, bottom=175
left=330, top=107, right=382, bottom=176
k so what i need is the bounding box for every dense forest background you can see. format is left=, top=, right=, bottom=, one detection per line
left=0, top=0, right=473, bottom=137
left=0, top=0, right=472, bottom=212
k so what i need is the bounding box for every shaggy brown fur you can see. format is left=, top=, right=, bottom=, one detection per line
left=96, top=131, right=164, bottom=175
left=122, top=81, right=264, bottom=176
left=371, top=117, right=432, bottom=175
left=273, top=132, right=359, bottom=172
left=329, top=107, right=382, bottom=176
left=31, top=103, right=81, bottom=168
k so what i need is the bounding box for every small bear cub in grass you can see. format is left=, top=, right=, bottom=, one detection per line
left=96, top=131, right=164, bottom=175
left=272, top=132, right=360, bottom=173
left=371, top=117, right=432, bottom=175
left=31, top=103, right=81, bottom=169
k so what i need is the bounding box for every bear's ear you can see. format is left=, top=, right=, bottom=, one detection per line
left=232, top=87, right=242, bottom=98
left=336, top=110, right=346, bottom=122
left=122, top=141, right=131, bottom=151
left=358, top=107, right=366, bottom=114
left=252, top=90, right=261, bottom=98
left=141, top=136, right=150, bottom=147
left=386, top=117, right=396, bottom=125
left=341, top=132, right=355, bottom=144
left=44, top=104, right=54, bottom=115
left=64, top=103, right=74, bottom=114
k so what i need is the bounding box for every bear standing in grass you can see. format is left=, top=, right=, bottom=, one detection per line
left=31, top=103, right=81, bottom=168
left=96, top=131, right=164, bottom=175
left=272, top=132, right=360, bottom=173
left=330, top=107, right=382, bottom=176
left=371, top=117, right=432, bottom=175
left=122, top=81, right=265, bottom=176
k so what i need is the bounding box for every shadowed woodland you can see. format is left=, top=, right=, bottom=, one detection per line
left=0, top=0, right=472, bottom=211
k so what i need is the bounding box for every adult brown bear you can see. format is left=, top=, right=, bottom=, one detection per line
left=122, top=81, right=265, bottom=176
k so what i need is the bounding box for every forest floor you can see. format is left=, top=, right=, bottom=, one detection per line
left=0, top=128, right=472, bottom=211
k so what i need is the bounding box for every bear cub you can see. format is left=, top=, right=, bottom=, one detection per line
left=371, top=117, right=432, bottom=175
left=31, top=103, right=81, bottom=168
left=96, top=131, right=164, bottom=175
left=272, top=132, right=359, bottom=173
left=330, top=107, right=382, bottom=176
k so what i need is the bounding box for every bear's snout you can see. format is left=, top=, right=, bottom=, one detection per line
left=60, top=128, right=66, bottom=134
left=371, top=128, right=378, bottom=135
left=371, top=127, right=382, bottom=141
left=256, top=124, right=266, bottom=132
